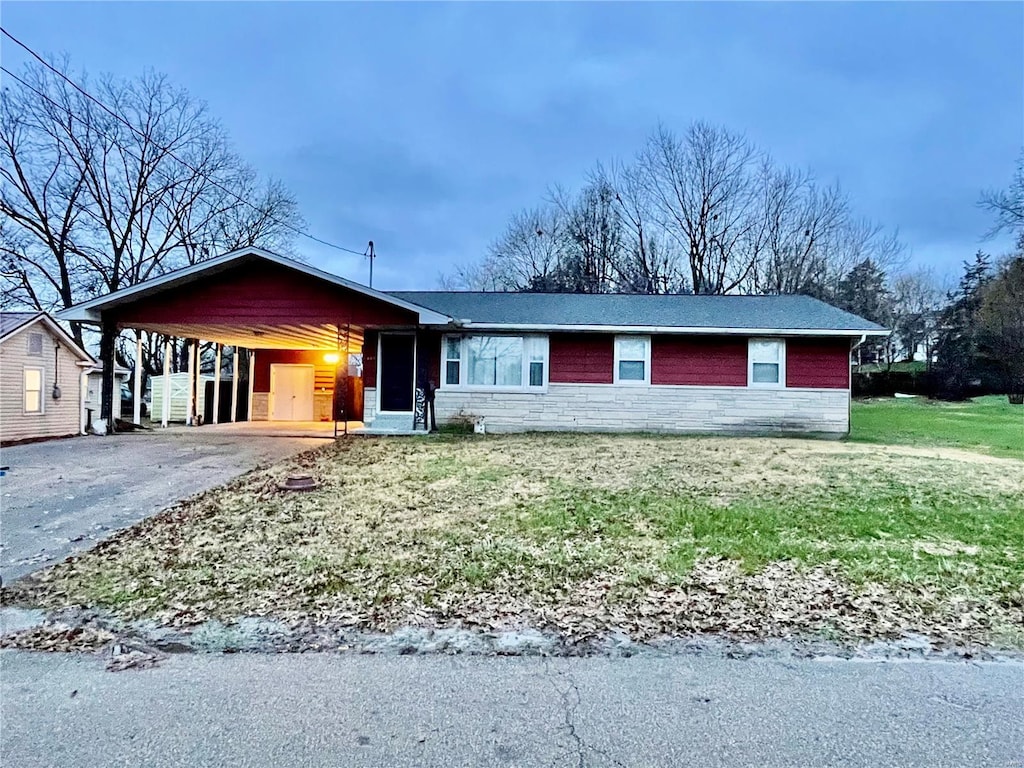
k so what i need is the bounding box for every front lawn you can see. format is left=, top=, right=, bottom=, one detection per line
left=851, top=395, right=1024, bottom=459
left=5, top=433, right=1023, bottom=648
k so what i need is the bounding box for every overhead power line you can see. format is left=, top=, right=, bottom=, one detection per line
left=1, top=26, right=371, bottom=258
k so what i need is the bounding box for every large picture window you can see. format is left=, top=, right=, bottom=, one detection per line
left=24, top=367, right=43, bottom=413
left=748, top=338, right=785, bottom=387
left=442, top=335, right=547, bottom=390
left=467, top=336, right=523, bottom=386
left=614, top=336, right=650, bottom=385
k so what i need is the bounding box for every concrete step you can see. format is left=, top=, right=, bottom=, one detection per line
left=363, top=412, right=419, bottom=434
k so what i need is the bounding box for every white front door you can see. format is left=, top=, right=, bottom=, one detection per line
left=270, top=364, right=315, bottom=421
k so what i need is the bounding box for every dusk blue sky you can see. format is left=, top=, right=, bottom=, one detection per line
left=3, top=2, right=1022, bottom=290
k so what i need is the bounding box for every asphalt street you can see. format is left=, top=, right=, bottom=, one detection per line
left=2, top=650, right=1022, bottom=767
left=0, top=429, right=325, bottom=583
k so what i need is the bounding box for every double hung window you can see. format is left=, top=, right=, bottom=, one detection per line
left=748, top=339, right=785, bottom=387
left=24, top=367, right=43, bottom=413
left=614, top=336, right=650, bottom=385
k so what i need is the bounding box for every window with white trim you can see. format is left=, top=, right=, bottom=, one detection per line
left=614, top=336, right=650, bottom=385
left=748, top=338, right=785, bottom=387
left=467, top=336, right=522, bottom=386
left=27, top=332, right=43, bottom=356
left=24, top=367, right=43, bottom=413
left=442, top=334, right=548, bottom=390
left=444, top=336, right=461, bottom=386
left=526, top=336, right=546, bottom=387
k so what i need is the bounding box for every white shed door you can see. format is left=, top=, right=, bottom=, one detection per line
left=270, top=365, right=315, bottom=421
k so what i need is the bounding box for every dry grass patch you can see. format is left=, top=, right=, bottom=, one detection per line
left=4, top=433, right=1023, bottom=647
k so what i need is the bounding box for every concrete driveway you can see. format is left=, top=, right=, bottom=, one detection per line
left=0, top=428, right=329, bottom=583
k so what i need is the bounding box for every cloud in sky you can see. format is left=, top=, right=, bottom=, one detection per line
left=3, top=1, right=1021, bottom=287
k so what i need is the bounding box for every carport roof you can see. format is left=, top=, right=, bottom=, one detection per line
left=56, top=248, right=452, bottom=327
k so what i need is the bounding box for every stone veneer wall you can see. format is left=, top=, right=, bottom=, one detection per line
left=250, top=392, right=269, bottom=421
left=433, top=384, right=849, bottom=435
left=363, top=387, right=377, bottom=425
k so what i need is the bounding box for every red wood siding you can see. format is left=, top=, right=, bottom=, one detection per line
left=417, top=330, right=442, bottom=388
left=253, top=350, right=335, bottom=393
left=112, top=260, right=416, bottom=327
left=549, top=333, right=614, bottom=384
left=362, top=330, right=378, bottom=388
left=651, top=336, right=747, bottom=386
left=786, top=338, right=851, bottom=389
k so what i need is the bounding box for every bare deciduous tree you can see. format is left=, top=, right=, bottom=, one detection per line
left=755, top=169, right=847, bottom=296
left=890, top=267, right=942, bottom=365
left=601, top=161, right=687, bottom=293
left=445, top=119, right=908, bottom=309
left=1, top=59, right=304, bottom=352
left=550, top=178, right=624, bottom=293
left=979, top=151, right=1024, bottom=237
left=639, top=123, right=764, bottom=294
left=465, top=206, right=567, bottom=291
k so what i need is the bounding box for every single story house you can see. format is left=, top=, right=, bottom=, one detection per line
left=56, top=248, right=888, bottom=436
left=1, top=312, right=96, bottom=443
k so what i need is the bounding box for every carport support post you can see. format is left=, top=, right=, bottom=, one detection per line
left=212, top=344, right=222, bottom=425
left=98, top=316, right=117, bottom=434
left=186, top=340, right=197, bottom=426
left=133, top=332, right=143, bottom=424
left=247, top=350, right=255, bottom=422
left=161, top=338, right=171, bottom=428
left=230, top=348, right=239, bottom=423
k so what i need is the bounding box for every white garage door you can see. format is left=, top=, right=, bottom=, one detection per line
left=270, top=365, right=315, bottom=421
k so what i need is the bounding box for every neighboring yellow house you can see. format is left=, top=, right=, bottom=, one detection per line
left=1, top=312, right=95, bottom=444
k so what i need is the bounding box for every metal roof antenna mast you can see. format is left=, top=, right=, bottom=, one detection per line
left=366, top=240, right=376, bottom=288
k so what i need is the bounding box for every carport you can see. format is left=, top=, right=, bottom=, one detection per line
left=56, top=248, right=450, bottom=433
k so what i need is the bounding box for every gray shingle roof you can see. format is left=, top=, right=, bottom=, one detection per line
left=387, top=292, right=886, bottom=333
left=0, top=312, right=42, bottom=339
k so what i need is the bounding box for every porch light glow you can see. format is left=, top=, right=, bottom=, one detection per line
left=323, top=353, right=340, bottom=364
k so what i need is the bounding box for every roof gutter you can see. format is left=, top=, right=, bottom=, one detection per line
left=56, top=307, right=101, bottom=323
left=443, top=322, right=890, bottom=337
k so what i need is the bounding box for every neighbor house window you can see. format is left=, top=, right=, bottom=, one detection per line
left=442, top=334, right=548, bottom=390
left=27, top=332, right=43, bottom=356
left=24, top=367, right=43, bottom=414
left=748, top=338, right=785, bottom=387
left=614, top=336, right=650, bottom=385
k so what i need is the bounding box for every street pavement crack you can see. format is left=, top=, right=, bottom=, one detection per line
left=543, top=658, right=627, bottom=768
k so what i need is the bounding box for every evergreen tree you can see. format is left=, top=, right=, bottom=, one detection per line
left=977, top=252, right=1024, bottom=399
left=836, top=259, right=892, bottom=364
left=933, top=253, right=995, bottom=399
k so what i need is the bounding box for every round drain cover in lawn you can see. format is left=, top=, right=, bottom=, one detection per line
left=277, top=475, right=319, bottom=492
